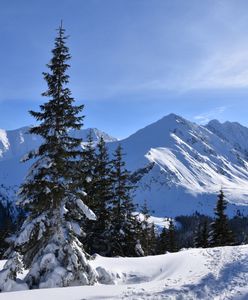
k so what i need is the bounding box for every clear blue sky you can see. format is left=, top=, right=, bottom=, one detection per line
left=1, top=0, right=248, bottom=138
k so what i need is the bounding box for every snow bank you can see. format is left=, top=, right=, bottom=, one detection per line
left=0, top=245, right=248, bottom=299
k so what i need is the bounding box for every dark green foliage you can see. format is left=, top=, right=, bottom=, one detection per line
left=209, top=190, right=234, bottom=247
left=4, top=24, right=96, bottom=288
left=157, top=219, right=177, bottom=253
left=129, top=163, right=155, bottom=184
left=0, top=203, right=15, bottom=258
left=18, top=24, right=85, bottom=266
left=157, top=226, right=168, bottom=254
left=176, top=213, right=212, bottom=249
left=84, top=136, right=113, bottom=255
left=194, top=220, right=209, bottom=248
left=167, top=219, right=177, bottom=252
left=137, top=200, right=157, bottom=256
left=108, top=144, right=138, bottom=257
left=81, top=130, right=97, bottom=208
left=228, top=215, right=248, bottom=245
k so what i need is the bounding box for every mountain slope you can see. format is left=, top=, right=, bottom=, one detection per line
left=0, top=127, right=117, bottom=216
left=207, top=119, right=248, bottom=154
left=0, top=126, right=117, bottom=163
left=108, top=114, right=248, bottom=216
left=2, top=115, right=248, bottom=217
left=0, top=127, right=117, bottom=185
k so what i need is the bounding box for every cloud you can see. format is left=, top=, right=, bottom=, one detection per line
left=194, top=106, right=227, bottom=124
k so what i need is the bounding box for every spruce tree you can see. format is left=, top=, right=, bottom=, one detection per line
left=194, top=220, right=209, bottom=248
left=209, top=190, right=234, bottom=247
left=0, top=203, right=15, bottom=259
left=157, top=226, right=168, bottom=254
left=84, top=136, right=113, bottom=255
left=80, top=130, right=97, bottom=208
left=0, top=24, right=97, bottom=290
left=167, top=219, right=177, bottom=252
left=109, top=144, right=137, bottom=256
left=138, top=200, right=156, bottom=256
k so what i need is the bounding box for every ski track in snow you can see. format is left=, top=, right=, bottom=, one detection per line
left=0, top=245, right=248, bottom=300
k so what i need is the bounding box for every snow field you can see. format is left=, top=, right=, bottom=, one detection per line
left=0, top=245, right=247, bottom=299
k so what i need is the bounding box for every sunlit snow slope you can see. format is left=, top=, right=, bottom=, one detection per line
left=108, top=114, right=248, bottom=216
left=1, top=245, right=247, bottom=299
left=0, top=127, right=116, bottom=185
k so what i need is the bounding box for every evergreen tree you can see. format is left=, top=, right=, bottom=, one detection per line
left=157, top=226, right=168, bottom=254
left=209, top=190, right=234, bottom=247
left=194, top=220, right=209, bottom=248
left=0, top=24, right=97, bottom=291
left=109, top=144, right=137, bottom=256
left=0, top=203, right=15, bottom=258
left=81, top=130, right=97, bottom=208
left=84, top=136, right=113, bottom=255
left=138, top=200, right=156, bottom=256
left=167, top=219, right=177, bottom=252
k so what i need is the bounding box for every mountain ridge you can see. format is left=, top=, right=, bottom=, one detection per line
left=2, top=114, right=248, bottom=217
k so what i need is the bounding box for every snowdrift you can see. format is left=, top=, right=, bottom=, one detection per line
left=0, top=245, right=248, bottom=299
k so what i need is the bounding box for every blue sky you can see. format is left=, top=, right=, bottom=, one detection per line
left=1, top=0, right=248, bottom=138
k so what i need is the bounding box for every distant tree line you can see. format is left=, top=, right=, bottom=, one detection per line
left=1, top=185, right=247, bottom=260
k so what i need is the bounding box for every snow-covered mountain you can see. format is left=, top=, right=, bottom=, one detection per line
left=0, top=127, right=117, bottom=215
left=0, top=126, right=117, bottom=185
left=108, top=114, right=248, bottom=217
left=0, top=126, right=117, bottom=162
left=2, top=114, right=248, bottom=217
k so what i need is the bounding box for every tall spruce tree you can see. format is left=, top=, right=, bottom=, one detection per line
left=84, top=137, right=113, bottom=255
left=109, top=144, right=137, bottom=256
left=0, top=24, right=97, bottom=291
left=209, top=190, right=234, bottom=247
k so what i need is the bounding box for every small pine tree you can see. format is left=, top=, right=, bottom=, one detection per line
left=209, top=190, right=234, bottom=247
left=167, top=219, right=177, bottom=252
left=157, top=226, right=168, bottom=254
left=138, top=200, right=156, bottom=256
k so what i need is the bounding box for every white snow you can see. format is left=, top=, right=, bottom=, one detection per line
left=0, top=245, right=248, bottom=299
left=0, top=129, right=10, bottom=158
left=75, top=198, right=96, bottom=221
left=106, top=113, right=248, bottom=216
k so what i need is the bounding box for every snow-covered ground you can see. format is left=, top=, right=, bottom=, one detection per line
left=1, top=245, right=248, bottom=299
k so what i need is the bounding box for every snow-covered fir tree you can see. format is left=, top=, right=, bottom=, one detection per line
left=0, top=24, right=97, bottom=291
